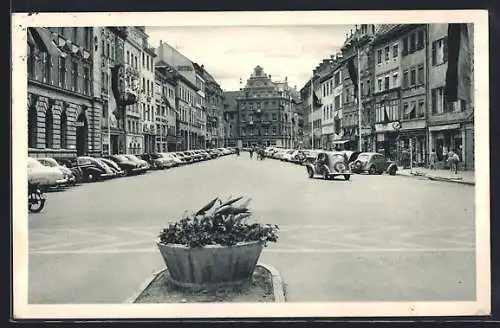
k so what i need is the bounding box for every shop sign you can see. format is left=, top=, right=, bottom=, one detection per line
left=375, top=121, right=400, bottom=133
left=428, top=123, right=460, bottom=132
left=401, top=119, right=426, bottom=131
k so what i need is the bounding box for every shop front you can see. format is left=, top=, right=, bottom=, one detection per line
left=375, top=121, right=401, bottom=161
left=428, top=123, right=464, bottom=168
left=398, top=119, right=427, bottom=167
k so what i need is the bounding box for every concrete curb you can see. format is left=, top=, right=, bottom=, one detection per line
left=397, top=172, right=475, bottom=186
left=125, top=263, right=286, bottom=303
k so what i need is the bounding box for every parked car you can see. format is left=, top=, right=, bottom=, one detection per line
left=158, top=153, right=181, bottom=168
left=350, top=152, right=398, bottom=175
left=124, top=154, right=150, bottom=171
left=206, top=149, right=219, bottom=159
left=38, top=157, right=77, bottom=186
left=56, top=158, right=84, bottom=183
left=107, top=155, right=146, bottom=175
left=77, top=156, right=116, bottom=181
left=305, top=151, right=352, bottom=181
left=290, top=150, right=307, bottom=164
left=172, top=152, right=190, bottom=164
left=28, top=157, right=68, bottom=190
left=98, top=157, right=126, bottom=176
left=301, top=150, right=321, bottom=165
left=273, top=149, right=288, bottom=160
left=281, top=150, right=296, bottom=162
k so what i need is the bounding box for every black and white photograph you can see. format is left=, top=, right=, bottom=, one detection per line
left=12, top=10, right=490, bottom=319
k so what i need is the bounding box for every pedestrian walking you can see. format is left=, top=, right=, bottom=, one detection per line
left=429, top=149, right=437, bottom=170
left=447, top=150, right=459, bottom=175
left=249, top=147, right=254, bottom=159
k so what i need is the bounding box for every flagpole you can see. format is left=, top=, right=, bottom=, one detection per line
left=357, top=46, right=362, bottom=152
left=310, top=73, right=314, bottom=150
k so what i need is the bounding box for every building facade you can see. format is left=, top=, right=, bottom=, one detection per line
left=28, top=27, right=99, bottom=159
left=237, top=66, right=295, bottom=148
left=123, top=27, right=144, bottom=155
left=222, top=91, right=239, bottom=147
left=203, top=68, right=225, bottom=148
left=427, top=23, right=474, bottom=170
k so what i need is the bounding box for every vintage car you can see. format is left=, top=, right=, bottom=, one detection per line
left=124, top=154, right=150, bottom=171
left=98, top=157, right=126, bottom=176
left=350, top=152, right=398, bottom=175
left=77, top=156, right=116, bottom=181
left=305, top=151, right=352, bottom=181
left=106, top=155, right=146, bottom=175
left=28, top=157, right=68, bottom=190
left=38, top=157, right=78, bottom=186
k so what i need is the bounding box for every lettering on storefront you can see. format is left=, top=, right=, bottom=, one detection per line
left=401, top=119, right=426, bottom=131
left=375, top=121, right=400, bottom=133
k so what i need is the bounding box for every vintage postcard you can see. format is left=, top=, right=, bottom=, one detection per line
left=12, top=10, right=490, bottom=319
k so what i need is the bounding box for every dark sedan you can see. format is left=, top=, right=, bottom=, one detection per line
left=106, top=155, right=146, bottom=175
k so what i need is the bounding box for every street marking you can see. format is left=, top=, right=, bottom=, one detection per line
left=29, top=247, right=476, bottom=255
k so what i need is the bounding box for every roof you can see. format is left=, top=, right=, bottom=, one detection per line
left=223, top=91, right=239, bottom=109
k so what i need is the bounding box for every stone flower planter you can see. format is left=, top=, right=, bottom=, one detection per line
left=157, top=240, right=264, bottom=289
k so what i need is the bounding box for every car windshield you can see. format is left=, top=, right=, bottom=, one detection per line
left=113, top=155, right=129, bottom=161
left=27, top=157, right=43, bottom=168
left=125, top=155, right=140, bottom=161
left=40, top=158, right=58, bottom=167
left=358, top=154, right=370, bottom=161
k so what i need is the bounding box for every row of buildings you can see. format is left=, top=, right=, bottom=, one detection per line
left=27, top=26, right=225, bottom=159
left=297, top=23, right=475, bottom=170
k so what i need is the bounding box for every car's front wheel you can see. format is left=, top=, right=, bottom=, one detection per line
left=323, top=171, right=330, bottom=180
left=344, top=174, right=351, bottom=181
left=307, top=167, right=314, bottom=178
left=368, top=165, right=376, bottom=175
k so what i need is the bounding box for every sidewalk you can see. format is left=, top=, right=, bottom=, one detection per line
left=397, top=167, right=475, bottom=186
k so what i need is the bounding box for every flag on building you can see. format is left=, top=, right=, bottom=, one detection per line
left=445, top=23, right=472, bottom=103
left=347, top=55, right=358, bottom=100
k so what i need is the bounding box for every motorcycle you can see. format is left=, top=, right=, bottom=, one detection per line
left=28, top=182, right=46, bottom=213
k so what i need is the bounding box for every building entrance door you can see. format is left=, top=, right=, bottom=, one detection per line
left=76, top=113, right=88, bottom=156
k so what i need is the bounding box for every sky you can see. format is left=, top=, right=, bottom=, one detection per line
left=146, top=25, right=353, bottom=92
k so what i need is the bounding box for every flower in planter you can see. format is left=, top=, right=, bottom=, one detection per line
left=158, top=196, right=279, bottom=248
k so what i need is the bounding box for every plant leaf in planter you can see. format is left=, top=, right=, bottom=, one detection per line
left=218, top=196, right=244, bottom=208
left=195, top=197, right=219, bottom=216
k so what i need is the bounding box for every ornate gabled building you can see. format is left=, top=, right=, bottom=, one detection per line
left=237, top=66, right=295, bottom=148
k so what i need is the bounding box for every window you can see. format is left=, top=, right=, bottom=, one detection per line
left=384, top=76, right=390, bottom=90
left=60, top=110, right=68, bottom=148
left=409, top=33, right=416, bottom=53
left=417, top=64, right=424, bottom=84
left=83, top=66, right=90, bottom=95
left=402, top=37, right=408, bottom=55
left=431, top=87, right=445, bottom=114
left=392, top=73, right=398, bottom=88
left=366, top=80, right=371, bottom=95
left=272, top=126, right=277, bottom=135
left=377, top=78, right=382, bottom=92
left=403, top=102, right=409, bottom=120
left=27, top=44, right=35, bottom=79
left=142, top=52, right=145, bottom=68
left=377, top=49, right=382, bottom=64
left=334, top=72, right=340, bottom=86
left=72, top=61, right=78, bottom=91
left=43, top=53, right=51, bottom=83
left=83, top=28, right=91, bottom=49
left=392, top=44, right=398, bottom=58
left=418, top=99, right=425, bottom=118
left=272, top=113, right=277, bottom=120
left=417, top=29, right=425, bottom=50
left=106, top=43, right=110, bottom=58
left=45, top=108, right=53, bottom=148
left=72, top=28, right=78, bottom=42
left=432, top=37, right=448, bottom=65
left=334, top=95, right=341, bottom=109
left=126, top=51, right=130, bottom=64
left=28, top=106, right=37, bottom=148
left=403, top=70, right=409, bottom=88
left=360, top=82, right=364, bottom=96
left=384, top=46, right=390, bottom=61
left=410, top=68, right=416, bottom=86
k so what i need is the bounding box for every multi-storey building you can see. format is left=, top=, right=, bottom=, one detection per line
left=319, top=59, right=335, bottom=149
left=398, top=24, right=428, bottom=166
left=371, top=24, right=403, bottom=160
left=193, top=63, right=207, bottom=149
left=137, top=27, right=157, bottom=154
left=27, top=27, right=99, bottom=159
left=202, top=68, right=225, bottom=148
left=96, top=26, right=129, bottom=156
left=427, top=23, right=474, bottom=170
left=236, top=66, right=295, bottom=148
left=222, top=91, right=239, bottom=147
left=123, top=27, right=144, bottom=154
left=155, top=63, right=181, bottom=152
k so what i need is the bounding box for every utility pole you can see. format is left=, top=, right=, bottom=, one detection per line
left=310, top=73, right=314, bottom=150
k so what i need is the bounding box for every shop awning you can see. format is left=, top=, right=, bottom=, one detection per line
left=29, top=27, right=67, bottom=58
left=332, top=140, right=350, bottom=145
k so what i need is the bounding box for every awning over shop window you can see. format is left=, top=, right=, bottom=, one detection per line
left=29, top=27, right=67, bottom=58
left=332, top=140, right=349, bottom=145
